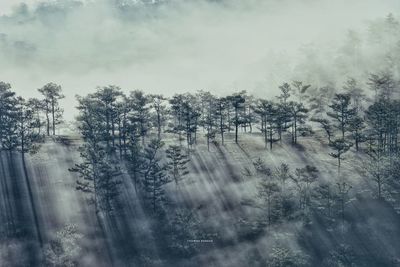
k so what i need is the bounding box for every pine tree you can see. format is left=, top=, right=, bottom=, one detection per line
left=27, top=98, right=45, bottom=136
left=311, top=117, right=335, bottom=144
left=125, top=128, right=143, bottom=193
left=257, top=178, right=280, bottom=226
left=141, top=139, right=169, bottom=213
left=242, top=94, right=256, bottom=133
left=73, top=95, right=122, bottom=213
left=253, top=158, right=272, bottom=179
left=329, top=138, right=353, bottom=171
left=169, top=94, right=186, bottom=144
left=94, top=86, right=123, bottom=150
left=130, top=90, right=151, bottom=146
left=342, top=78, right=365, bottom=113
left=348, top=115, right=365, bottom=151
left=254, top=100, right=278, bottom=149
left=149, top=94, right=167, bottom=141
left=115, top=97, right=131, bottom=157
left=180, top=96, right=200, bottom=150
left=200, top=93, right=218, bottom=150
left=227, top=91, right=246, bottom=144
left=38, top=83, right=64, bottom=136
left=327, top=93, right=357, bottom=139
left=0, top=82, right=18, bottom=150
left=288, top=101, right=308, bottom=145
left=291, top=81, right=311, bottom=105
left=291, top=165, right=318, bottom=211
left=277, top=83, right=292, bottom=106
left=215, top=97, right=230, bottom=145
left=273, top=163, right=292, bottom=192
left=15, top=97, right=42, bottom=156
left=335, top=178, right=352, bottom=227
left=166, top=145, right=190, bottom=186
left=70, top=144, right=122, bottom=213
left=367, top=73, right=395, bottom=100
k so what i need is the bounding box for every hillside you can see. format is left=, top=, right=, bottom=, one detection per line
left=1, top=132, right=399, bottom=267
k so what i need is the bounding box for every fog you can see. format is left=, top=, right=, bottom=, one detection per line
left=0, top=0, right=399, bottom=119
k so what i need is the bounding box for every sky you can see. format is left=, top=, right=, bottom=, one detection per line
left=0, top=0, right=399, bottom=119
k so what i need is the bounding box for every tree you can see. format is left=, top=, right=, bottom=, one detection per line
left=130, top=90, right=151, bottom=146
left=149, top=94, right=167, bottom=140
left=70, top=144, right=122, bottom=213
left=272, top=163, right=294, bottom=218
left=254, top=100, right=278, bottom=149
left=288, top=101, right=309, bottom=145
left=253, top=158, right=272, bottom=178
left=365, top=154, right=390, bottom=199
left=311, top=117, right=334, bottom=144
left=329, top=138, right=353, bottom=171
left=215, top=97, right=230, bottom=145
left=315, top=182, right=335, bottom=218
left=38, top=83, right=64, bottom=136
left=275, top=103, right=291, bottom=142
left=164, top=209, right=201, bottom=257
left=242, top=94, right=256, bottom=133
left=72, top=94, right=122, bottom=213
left=342, top=78, right=366, bottom=113
left=367, top=73, right=395, bottom=100
left=327, top=93, right=357, bottom=139
left=115, top=97, right=131, bottom=157
left=94, top=86, right=123, bottom=150
left=27, top=98, right=45, bottom=135
left=348, top=115, right=365, bottom=151
left=181, top=95, right=200, bottom=149
left=291, top=81, right=311, bottom=105
left=141, top=139, right=169, bottom=213
left=227, top=91, right=246, bottom=144
left=308, top=85, right=336, bottom=114
left=272, top=163, right=292, bottom=192
left=200, top=92, right=218, bottom=150
left=277, top=83, right=292, bottom=106
left=365, top=98, right=399, bottom=156
left=169, top=94, right=185, bottom=143
left=44, top=224, right=83, bottom=267
left=257, top=174, right=280, bottom=225
left=291, top=165, right=319, bottom=211
left=15, top=97, right=42, bottom=156
left=0, top=82, right=17, bottom=150
left=125, top=128, right=143, bottom=193
left=166, top=145, right=190, bottom=186
left=335, top=178, right=352, bottom=228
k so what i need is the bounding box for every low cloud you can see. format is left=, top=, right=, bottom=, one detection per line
left=0, top=0, right=398, bottom=118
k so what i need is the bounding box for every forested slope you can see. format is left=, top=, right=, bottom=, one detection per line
left=1, top=131, right=400, bottom=266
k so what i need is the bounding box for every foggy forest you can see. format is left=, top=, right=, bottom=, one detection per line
left=1, top=0, right=400, bottom=266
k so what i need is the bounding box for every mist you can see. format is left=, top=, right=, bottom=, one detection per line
left=0, top=0, right=399, bottom=119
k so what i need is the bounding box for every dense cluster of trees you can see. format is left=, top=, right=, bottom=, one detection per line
left=0, top=82, right=64, bottom=157
left=1, top=68, right=397, bottom=217
left=67, top=69, right=400, bottom=221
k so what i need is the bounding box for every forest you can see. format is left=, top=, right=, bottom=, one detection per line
left=1, top=2, right=400, bottom=267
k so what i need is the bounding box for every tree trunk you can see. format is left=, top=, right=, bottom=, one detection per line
left=157, top=110, right=161, bottom=140
left=235, top=107, right=238, bottom=144
left=46, top=109, right=50, bottom=136
left=51, top=100, right=55, bottom=135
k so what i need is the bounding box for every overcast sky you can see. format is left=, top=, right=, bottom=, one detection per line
left=0, top=0, right=399, bottom=119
